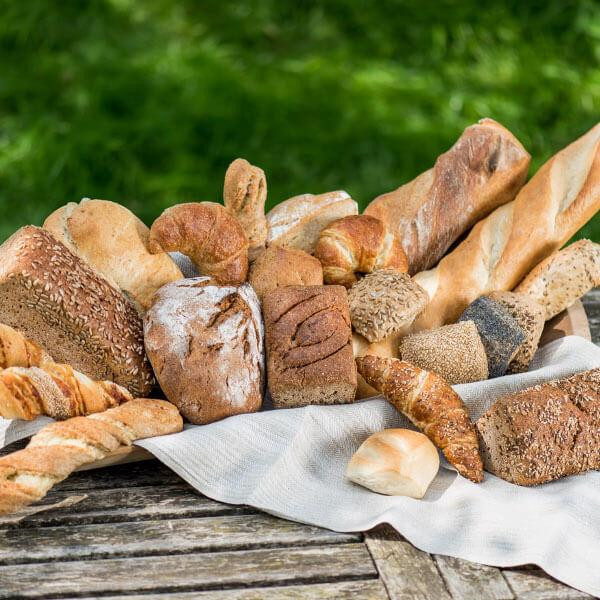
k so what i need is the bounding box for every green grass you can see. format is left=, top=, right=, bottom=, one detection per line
left=0, top=0, right=599, bottom=243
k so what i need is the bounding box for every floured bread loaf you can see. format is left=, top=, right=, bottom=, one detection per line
left=144, top=278, right=264, bottom=424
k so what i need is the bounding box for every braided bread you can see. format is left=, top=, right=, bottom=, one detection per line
left=0, top=399, right=183, bottom=515
left=356, top=355, right=483, bottom=482
left=149, top=202, right=249, bottom=284
left=0, top=323, right=52, bottom=369
left=314, top=215, right=408, bottom=287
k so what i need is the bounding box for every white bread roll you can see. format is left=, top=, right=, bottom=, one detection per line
left=346, top=429, right=439, bottom=498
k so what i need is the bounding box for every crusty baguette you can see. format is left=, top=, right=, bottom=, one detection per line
left=413, top=123, right=600, bottom=330
left=356, top=355, right=484, bottom=483
left=476, top=368, right=600, bottom=485
left=0, top=399, right=183, bottom=515
left=515, top=239, right=600, bottom=320
left=365, top=118, right=530, bottom=273
left=314, top=215, right=408, bottom=287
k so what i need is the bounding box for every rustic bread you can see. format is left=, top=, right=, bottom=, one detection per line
left=399, top=321, right=489, bottom=385
left=365, top=118, right=530, bottom=273
left=314, top=214, right=408, bottom=287
left=144, top=278, right=264, bottom=424
left=515, top=239, right=600, bottom=320
left=413, top=123, right=600, bottom=330
left=43, top=199, right=183, bottom=312
left=348, top=270, right=428, bottom=343
left=248, top=245, right=323, bottom=301
left=476, top=368, right=600, bottom=485
left=346, top=429, right=440, bottom=498
left=263, top=285, right=356, bottom=407
left=0, top=227, right=153, bottom=397
left=266, top=191, right=358, bottom=254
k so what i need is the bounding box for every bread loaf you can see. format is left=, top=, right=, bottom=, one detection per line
left=515, top=239, right=600, bottom=320
left=0, top=399, right=183, bottom=515
left=346, top=429, right=439, bottom=498
left=0, top=227, right=153, bottom=397
left=263, top=285, right=356, bottom=407
left=413, top=123, right=600, bottom=330
left=144, top=278, right=264, bottom=424
left=248, top=245, right=323, bottom=301
left=365, top=118, right=530, bottom=273
left=314, top=215, right=408, bottom=287
left=43, top=199, right=183, bottom=311
left=266, top=191, right=358, bottom=254
left=476, top=368, right=600, bottom=485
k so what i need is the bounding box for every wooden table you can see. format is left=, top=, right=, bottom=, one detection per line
left=1, top=292, right=599, bottom=600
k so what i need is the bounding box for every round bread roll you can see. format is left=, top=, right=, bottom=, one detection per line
left=346, top=429, right=440, bottom=498
left=144, top=277, right=264, bottom=424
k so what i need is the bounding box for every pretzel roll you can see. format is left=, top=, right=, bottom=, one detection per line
left=149, top=202, right=249, bottom=284
left=314, top=215, right=408, bottom=287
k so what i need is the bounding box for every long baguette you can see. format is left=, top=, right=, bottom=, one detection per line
left=413, top=123, right=600, bottom=330
left=0, top=399, right=183, bottom=515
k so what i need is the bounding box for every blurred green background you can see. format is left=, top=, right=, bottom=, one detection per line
left=1, top=0, right=599, bottom=243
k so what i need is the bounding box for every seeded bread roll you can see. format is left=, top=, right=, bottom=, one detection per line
left=459, top=296, right=525, bottom=378
left=348, top=270, right=428, bottom=343
left=248, top=246, right=323, bottom=301
left=399, top=321, right=488, bottom=384
left=0, top=227, right=153, bottom=397
left=263, top=285, right=356, bottom=407
left=486, top=291, right=545, bottom=373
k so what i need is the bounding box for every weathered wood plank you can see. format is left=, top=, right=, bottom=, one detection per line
left=0, top=484, right=249, bottom=529
left=434, top=555, right=513, bottom=599
left=73, top=579, right=389, bottom=599
left=364, top=525, right=451, bottom=600
left=502, top=568, right=591, bottom=600
left=0, top=514, right=361, bottom=564
left=0, top=543, right=376, bottom=599
left=582, top=290, right=600, bottom=345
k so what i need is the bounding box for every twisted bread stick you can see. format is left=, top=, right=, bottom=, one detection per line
left=356, top=355, right=483, bottom=482
left=0, top=322, right=52, bottom=369
left=0, top=399, right=183, bottom=515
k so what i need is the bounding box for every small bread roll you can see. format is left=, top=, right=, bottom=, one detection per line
left=346, top=429, right=439, bottom=498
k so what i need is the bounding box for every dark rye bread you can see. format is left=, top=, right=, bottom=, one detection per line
left=476, top=368, right=600, bottom=485
left=0, top=227, right=153, bottom=397
left=263, top=285, right=356, bottom=407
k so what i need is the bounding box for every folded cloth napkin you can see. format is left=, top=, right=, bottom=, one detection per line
left=2, top=336, right=600, bottom=596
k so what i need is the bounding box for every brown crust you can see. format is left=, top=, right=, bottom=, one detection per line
left=149, top=202, right=249, bottom=284
left=356, top=355, right=484, bottom=482
left=314, top=215, right=408, bottom=287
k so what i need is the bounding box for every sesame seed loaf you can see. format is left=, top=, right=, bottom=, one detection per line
left=348, top=270, right=428, bottom=343
left=0, top=226, right=153, bottom=397
left=263, top=285, right=356, bottom=407
left=476, top=368, right=600, bottom=485
left=399, top=321, right=488, bottom=384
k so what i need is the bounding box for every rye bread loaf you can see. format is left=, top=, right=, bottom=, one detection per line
left=0, top=226, right=153, bottom=397
left=476, top=368, right=600, bottom=485
left=263, top=285, right=356, bottom=407
left=144, top=277, right=264, bottom=424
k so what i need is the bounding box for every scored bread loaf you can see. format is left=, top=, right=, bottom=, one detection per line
left=266, top=191, right=358, bottom=254
left=0, top=399, right=183, bottom=516
left=476, top=368, right=600, bottom=485
left=0, top=227, right=153, bottom=397
left=314, top=215, right=408, bottom=287
left=263, top=285, right=356, bottom=407
left=43, top=199, right=183, bottom=312
left=413, top=123, right=600, bottom=330
left=515, top=239, right=600, bottom=320
left=365, top=118, right=530, bottom=273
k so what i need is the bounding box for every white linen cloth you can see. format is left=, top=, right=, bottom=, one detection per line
left=2, top=335, right=600, bottom=596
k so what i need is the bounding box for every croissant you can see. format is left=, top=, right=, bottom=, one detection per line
left=356, top=355, right=484, bottom=483
left=0, top=399, right=183, bottom=515
left=223, top=158, right=268, bottom=261
left=314, top=215, right=408, bottom=287
left=149, top=202, right=249, bottom=284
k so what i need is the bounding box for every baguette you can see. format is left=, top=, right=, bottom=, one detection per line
left=0, top=399, right=183, bottom=515
left=413, top=123, right=600, bottom=330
